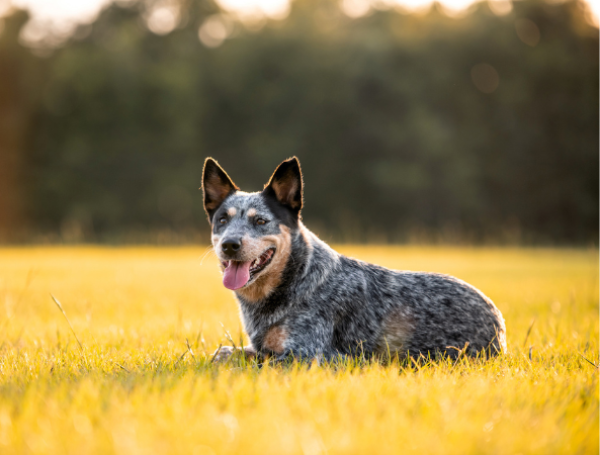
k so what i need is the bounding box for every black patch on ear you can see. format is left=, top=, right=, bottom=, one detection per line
left=201, top=158, right=238, bottom=222
left=263, top=157, right=303, bottom=217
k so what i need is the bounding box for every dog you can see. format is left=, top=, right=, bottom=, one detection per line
left=202, top=157, right=507, bottom=362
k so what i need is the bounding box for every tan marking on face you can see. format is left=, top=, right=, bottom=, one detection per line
left=263, top=325, right=287, bottom=354
left=227, top=207, right=237, bottom=217
left=247, top=208, right=257, bottom=217
left=236, top=224, right=292, bottom=303
left=376, top=310, right=414, bottom=356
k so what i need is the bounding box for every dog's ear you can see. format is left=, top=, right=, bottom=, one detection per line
left=202, top=158, right=238, bottom=220
left=263, top=157, right=303, bottom=214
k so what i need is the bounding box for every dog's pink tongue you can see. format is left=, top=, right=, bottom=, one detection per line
left=223, top=261, right=252, bottom=290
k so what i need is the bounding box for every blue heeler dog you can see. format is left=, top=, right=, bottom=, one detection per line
left=203, top=157, right=507, bottom=362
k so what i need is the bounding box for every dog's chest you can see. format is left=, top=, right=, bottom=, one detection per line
left=236, top=298, right=288, bottom=346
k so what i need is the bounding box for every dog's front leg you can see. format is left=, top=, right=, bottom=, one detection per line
left=269, top=321, right=338, bottom=364
left=211, top=345, right=257, bottom=363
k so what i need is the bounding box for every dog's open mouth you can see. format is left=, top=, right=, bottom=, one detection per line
left=221, top=248, right=276, bottom=290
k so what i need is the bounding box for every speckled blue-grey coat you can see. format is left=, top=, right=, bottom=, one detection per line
left=202, top=157, right=507, bottom=362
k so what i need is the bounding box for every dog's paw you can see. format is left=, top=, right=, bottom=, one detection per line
left=211, top=345, right=235, bottom=363
left=211, top=346, right=258, bottom=363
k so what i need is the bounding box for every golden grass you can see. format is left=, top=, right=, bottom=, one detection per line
left=0, top=245, right=597, bottom=454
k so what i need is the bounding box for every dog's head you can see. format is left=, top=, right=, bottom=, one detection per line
left=202, top=157, right=303, bottom=292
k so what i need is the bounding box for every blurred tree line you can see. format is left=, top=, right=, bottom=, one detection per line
left=0, top=0, right=597, bottom=244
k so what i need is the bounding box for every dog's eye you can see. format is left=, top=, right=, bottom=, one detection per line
left=219, top=217, right=227, bottom=225
left=256, top=218, right=266, bottom=226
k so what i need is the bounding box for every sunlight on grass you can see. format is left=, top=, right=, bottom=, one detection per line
left=0, top=246, right=597, bottom=454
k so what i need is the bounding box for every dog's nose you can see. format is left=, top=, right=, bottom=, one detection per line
left=221, top=238, right=241, bottom=256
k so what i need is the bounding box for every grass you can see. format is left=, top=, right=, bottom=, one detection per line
left=0, top=245, right=597, bottom=455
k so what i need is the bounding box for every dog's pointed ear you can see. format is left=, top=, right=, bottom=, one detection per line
left=263, top=157, right=303, bottom=214
left=202, top=158, right=238, bottom=220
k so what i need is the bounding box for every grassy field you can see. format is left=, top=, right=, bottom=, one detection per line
left=0, top=246, right=597, bottom=455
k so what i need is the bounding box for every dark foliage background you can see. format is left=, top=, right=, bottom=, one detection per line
left=0, top=0, right=598, bottom=243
